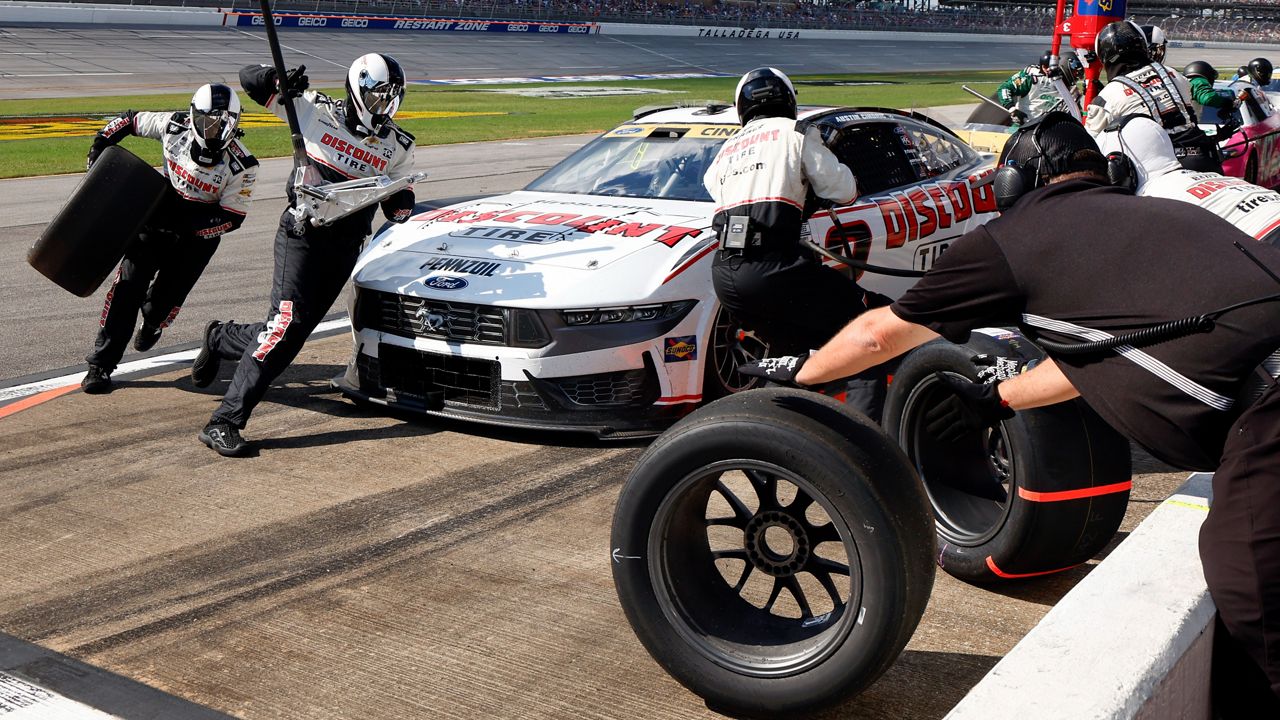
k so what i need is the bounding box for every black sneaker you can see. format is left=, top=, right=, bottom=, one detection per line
left=133, top=323, right=163, bottom=352
left=81, top=365, right=113, bottom=394
left=199, top=421, right=248, bottom=457
left=191, top=320, right=222, bottom=388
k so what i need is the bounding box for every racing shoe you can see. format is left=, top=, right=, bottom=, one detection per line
left=199, top=421, right=247, bottom=457
left=133, top=323, right=163, bottom=352
left=191, top=320, right=222, bottom=388
left=81, top=365, right=113, bottom=394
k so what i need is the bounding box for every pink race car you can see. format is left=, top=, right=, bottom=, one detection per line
left=1204, top=81, right=1280, bottom=188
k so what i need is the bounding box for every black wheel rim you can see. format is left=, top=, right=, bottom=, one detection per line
left=648, top=459, right=862, bottom=677
left=710, top=306, right=769, bottom=395
left=900, top=371, right=1015, bottom=546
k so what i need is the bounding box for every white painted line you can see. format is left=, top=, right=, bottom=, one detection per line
left=1, top=72, right=132, bottom=77
left=0, top=671, right=114, bottom=718
left=0, top=317, right=351, bottom=404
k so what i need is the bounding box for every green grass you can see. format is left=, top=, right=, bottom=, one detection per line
left=0, top=71, right=1012, bottom=179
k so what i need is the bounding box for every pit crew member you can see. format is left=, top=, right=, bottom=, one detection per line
left=996, top=50, right=1082, bottom=124
left=1183, top=61, right=1239, bottom=122
left=1097, top=115, right=1280, bottom=244
left=192, top=54, right=416, bottom=456
left=745, top=113, right=1280, bottom=719
left=703, top=67, right=886, bottom=418
left=1086, top=20, right=1222, bottom=173
left=81, top=83, right=257, bottom=395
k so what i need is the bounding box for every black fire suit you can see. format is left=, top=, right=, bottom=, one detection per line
left=205, top=66, right=415, bottom=430
left=86, top=110, right=257, bottom=372
left=703, top=116, right=886, bottom=417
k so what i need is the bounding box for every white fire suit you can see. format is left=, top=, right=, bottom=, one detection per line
left=1085, top=63, right=1197, bottom=135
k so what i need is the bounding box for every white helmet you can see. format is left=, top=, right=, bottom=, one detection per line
left=189, top=83, right=241, bottom=161
left=345, top=53, right=405, bottom=135
left=1141, top=24, right=1168, bottom=63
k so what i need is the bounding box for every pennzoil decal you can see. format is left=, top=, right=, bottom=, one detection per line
left=664, top=335, right=697, bottom=363
left=420, top=255, right=502, bottom=277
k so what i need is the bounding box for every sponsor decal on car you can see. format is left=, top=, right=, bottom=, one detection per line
left=423, top=275, right=470, bottom=291
left=664, top=335, right=698, bottom=363
left=420, top=255, right=502, bottom=277
left=420, top=207, right=705, bottom=247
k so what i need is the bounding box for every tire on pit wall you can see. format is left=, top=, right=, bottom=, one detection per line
left=28, top=145, right=169, bottom=297
left=883, top=331, right=1132, bottom=584
left=611, top=388, right=935, bottom=717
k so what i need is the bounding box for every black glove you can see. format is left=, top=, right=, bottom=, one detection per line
left=381, top=188, right=415, bottom=223
left=1009, top=109, right=1028, bottom=125
left=925, top=372, right=1015, bottom=443
left=818, top=123, right=843, bottom=147
left=971, top=354, right=1035, bottom=384
left=282, top=65, right=309, bottom=99
left=738, top=354, right=810, bottom=387
left=86, top=145, right=101, bottom=171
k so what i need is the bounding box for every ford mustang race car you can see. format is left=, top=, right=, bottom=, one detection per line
left=1204, top=81, right=1280, bottom=188
left=335, top=103, right=999, bottom=437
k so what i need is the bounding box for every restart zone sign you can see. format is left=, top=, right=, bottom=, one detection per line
left=227, top=12, right=597, bottom=34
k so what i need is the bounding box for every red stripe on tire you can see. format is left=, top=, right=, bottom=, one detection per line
left=985, top=556, right=1081, bottom=579
left=1017, top=480, right=1133, bottom=503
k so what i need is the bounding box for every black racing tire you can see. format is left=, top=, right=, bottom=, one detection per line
left=965, top=93, right=1014, bottom=126
left=883, top=334, right=1132, bottom=584
left=702, top=303, right=770, bottom=401
left=611, top=388, right=935, bottom=717
left=28, top=145, right=169, bottom=297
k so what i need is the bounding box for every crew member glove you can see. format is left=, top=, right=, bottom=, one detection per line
left=1009, top=109, right=1029, bottom=125
left=925, top=372, right=1015, bottom=443
left=381, top=188, right=415, bottom=223
left=86, top=146, right=101, bottom=171
left=282, top=65, right=309, bottom=99
left=971, top=354, right=1036, bottom=384
left=738, top=353, right=810, bottom=386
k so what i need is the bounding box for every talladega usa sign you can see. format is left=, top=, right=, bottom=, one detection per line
left=226, top=12, right=598, bottom=34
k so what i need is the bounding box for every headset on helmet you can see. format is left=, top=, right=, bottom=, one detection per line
left=1061, top=52, right=1085, bottom=86
left=345, top=53, right=405, bottom=136
left=1183, top=60, right=1219, bottom=84
left=1095, top=20, right=1149, bottom=79
left=1140, top=25, right=1167, bottom=63
left=992, top=111, right=1108, bottom=211
left=1248, top=57, right=1273, bottom=86
left=189, top=83, right=241, bottom=164
left=734, top=67, right=797, bottom=126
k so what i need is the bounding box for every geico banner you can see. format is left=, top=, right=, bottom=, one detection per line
left=226, top=12, right=597, bottom=34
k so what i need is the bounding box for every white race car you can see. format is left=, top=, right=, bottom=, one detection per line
left=335, top=103, right=1000, bottom=437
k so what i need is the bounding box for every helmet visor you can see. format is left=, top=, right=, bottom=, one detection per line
left=358, top=74, right=403, bottom=115
left=192, top=109, right=238, bottom=146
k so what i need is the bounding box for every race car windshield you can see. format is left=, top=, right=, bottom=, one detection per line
left=526, top=124, right=732, bottom=202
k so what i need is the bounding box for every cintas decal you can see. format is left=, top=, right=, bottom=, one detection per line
left=418, top=206, right=705, bottom=247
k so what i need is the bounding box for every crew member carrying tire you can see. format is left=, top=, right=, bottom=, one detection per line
left=703, top=67, right=887, bottom=419
left=192, top=54, right=416, bottom=456
left=995, top=51, right=1082, bottom=125
left=80, top=84, right=257, bottom=395
left=745, top=112, right=1280, bottom=719
left=1086, top=20, right=1223, bottom=173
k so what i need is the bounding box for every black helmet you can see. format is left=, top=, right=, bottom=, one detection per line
left=345, top=53, right=406, bottom=136
left=1140, top=25, right=1167, bottom=63
left=1061, top=53, right=1084, bottom=86
left=1238, top=65, right=1250, bottom=79
left=1183, top=61, right=1218, bottom=84
left=1039, top=50, right=1055, bottom=72
left=1095, top=20, right=1149, bottom=78
left=189, top=83, right=241, bottom=164
left=734, top=67, right=796, bottom=125
left=1249, top=57, right=1273, bottom=86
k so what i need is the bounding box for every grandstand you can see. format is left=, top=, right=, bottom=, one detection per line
left=22, top=0, right=1280, bottom=40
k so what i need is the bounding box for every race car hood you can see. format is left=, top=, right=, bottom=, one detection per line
left=353, top=190, right=717, bottom=307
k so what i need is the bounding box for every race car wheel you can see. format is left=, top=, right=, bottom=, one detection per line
left=28, top=145, right=169, bottom=297
left=883, top=334, right=1131, bottom=584
left=611, top=388, right=934, bottom=717
left=965, top=93, right=1014, bottom=126
left=703, top=304, right=769, bottom=400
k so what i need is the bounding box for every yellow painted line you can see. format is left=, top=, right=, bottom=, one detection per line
left=1165, top=499, right=1210, bottom=512
left=0, top=110, right=507, bottom=141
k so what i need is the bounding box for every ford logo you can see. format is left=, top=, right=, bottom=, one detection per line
left=423, top=275, right=469, bottom=291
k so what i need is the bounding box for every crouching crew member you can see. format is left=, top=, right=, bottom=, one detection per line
left=82, top=84, right=257, bottom=394
left=192, top=54, right=416, bottom=456
left=703, top=67, right=886, bottom=419
left=744, top=113, right=1280, bottom=719
left=1086, top=20, right=1222, bottom=173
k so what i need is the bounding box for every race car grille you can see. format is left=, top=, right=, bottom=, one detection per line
left=377, top=344, right=499, bottom=408
left=501, top=381, right=548, bottom=412
left=364, top=290, right=506, bottom=345
left=551, top=369, right=653, bottom=407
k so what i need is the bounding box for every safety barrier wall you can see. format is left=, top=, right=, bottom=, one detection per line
left=946, top=473, right=1216, bottom=720
left=3, top=3, right=1280, bottom=51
